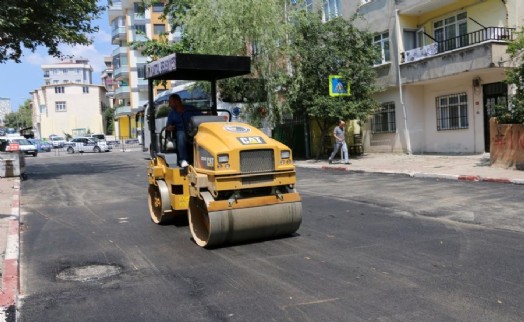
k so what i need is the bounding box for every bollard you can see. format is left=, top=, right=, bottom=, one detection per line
left=0, top=152, right=24, bottom=178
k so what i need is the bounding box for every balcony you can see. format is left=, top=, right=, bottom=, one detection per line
left=114, top=66, right=129, bottom=80
left=114, top=85, right=130, bottom=99
left=400, top=27, right=515, bottom=84
left=137, top=78, right=148, bottom=90
left=112, top=46, right=128, bottom=57
left=108, top=0, right=123, bottom=21
left=111, top=26, right=126, bottom=44
left=114, top=105, right=132, bottom=117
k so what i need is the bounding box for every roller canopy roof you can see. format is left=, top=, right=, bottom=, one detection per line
left=144, top=53, right=251, bottom=81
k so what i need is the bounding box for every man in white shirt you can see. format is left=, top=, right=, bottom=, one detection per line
left=328, top=120, right=350, bottom=164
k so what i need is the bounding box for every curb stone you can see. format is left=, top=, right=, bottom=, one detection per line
left=308, top=165, right=523, bottom=185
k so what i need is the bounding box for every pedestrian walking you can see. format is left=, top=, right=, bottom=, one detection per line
left=328, top=120, right=350, bottom=164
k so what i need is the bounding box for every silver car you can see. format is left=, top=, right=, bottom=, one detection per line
left=65, top=137, right=110, bottom=153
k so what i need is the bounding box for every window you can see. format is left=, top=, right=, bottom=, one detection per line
left=134, top=2, right=144, bottom=17
left=40, top=105, right=46, bottom=114
left=374, top=32, right=390, bottom=65
left=436, top=93, right=469, bottom=130
left=63, top=68, right=68, bottom=74
left=55, top=101, right=66, bottom=112
left=76, top=79, right=81, bottom=83
left=322, top=0, right=342, bottom=21
left=55, top=86, right=65, bottom=94
left=43, top=70, right=49, bottom=77
left=304, top=0, right=313, bottom=11
left=152, top=2, right=164, bottom=12
left=434, top=12, right=467, bottom=52
left=153, top=24, right=165, bottom=35
left=53, top=80, right=59, bottom=84
left=290, top=0, right=312, bottom=10
left=83, top=86, right=89, bottom=93
left=137, top=64, right=146, bottom=79
left=372, top=102, right=396, bottom=133
left=135, top=24, right=146, bottom=34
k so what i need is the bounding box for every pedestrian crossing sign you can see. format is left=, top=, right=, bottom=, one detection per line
left=329, top=75, right=350, bottom=97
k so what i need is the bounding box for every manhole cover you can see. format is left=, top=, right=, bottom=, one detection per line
left=57, top=264, right=122, bottom=282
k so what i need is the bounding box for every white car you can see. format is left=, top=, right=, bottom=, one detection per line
left=65, top=137, right=110, bottom=153
left=6, top=137, right=38, bottom=157
left=50, top=135, right=66, bottom=148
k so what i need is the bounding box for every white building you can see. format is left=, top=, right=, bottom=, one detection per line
left=42, top=58, right=93, bottom=86
left=0, top=97, right=12, bottom=127
left=31, top=84, right=108, bottom=139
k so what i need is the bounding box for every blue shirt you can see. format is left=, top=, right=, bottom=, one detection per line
left=166, top=105, right=201, bottom=131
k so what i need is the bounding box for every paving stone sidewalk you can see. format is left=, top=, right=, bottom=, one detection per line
left=295, top=153, right=524, bottom=184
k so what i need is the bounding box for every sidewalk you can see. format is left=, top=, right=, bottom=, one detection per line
left=295, top=153, right=524, bottom=184
left=0, top=176, right=20, bottom=321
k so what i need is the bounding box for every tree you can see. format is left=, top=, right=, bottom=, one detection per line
left=495, top=27, right=524, bottom=124
left=133, top=0, right=290, bottom=126
left=0, top=0, right=105, bottom=63
left=178, top=0, right=290, bottom=126
left=3, top=99, right=32, bottom=129
left=286, top=11, right=380, bottom=158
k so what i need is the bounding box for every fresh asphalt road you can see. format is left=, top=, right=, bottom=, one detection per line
left=18, top=151, right=524, bottom=322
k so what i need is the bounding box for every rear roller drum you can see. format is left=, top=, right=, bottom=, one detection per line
left=148, top=180, right=174, bottom=224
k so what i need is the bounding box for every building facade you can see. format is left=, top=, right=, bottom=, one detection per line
left=42, top=58, right=93, bottom=85
left=0, top=98, right=11, bottom=127
left=108, top=0, right=173, bottom=140
left=31, top=85, right=108, bottom=139
left=348, top=0, right=522, bottom=154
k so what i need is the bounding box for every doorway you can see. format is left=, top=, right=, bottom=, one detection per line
left=483, top=82, right=507, bottom=152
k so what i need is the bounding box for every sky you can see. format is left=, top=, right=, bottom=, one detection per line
left=0, top=1, right=112, bottom=112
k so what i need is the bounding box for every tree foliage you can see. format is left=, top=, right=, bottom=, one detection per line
left=3, top=99, right=32, bottom=129
left=0, top=0, right=105, bottom=63
left=181, top=0, right=291, bottom=125
left=286, top=11, right=380, bottom=157
left=497, top=27, right=524, bottom=124
left=135, top=0, right=290, bottom=127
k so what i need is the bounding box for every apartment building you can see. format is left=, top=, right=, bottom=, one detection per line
left=345, top=0, right=523, bottom=154
left=108, top=0, right=173, bottom=140
left=0, top=98, right=11, bottom=127
left=31, top=83, right=108, bottom=139
left=42, top=58, right=93, bottom=85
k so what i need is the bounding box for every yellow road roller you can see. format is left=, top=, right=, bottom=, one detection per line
left=145, top=53, right=302, bottom=247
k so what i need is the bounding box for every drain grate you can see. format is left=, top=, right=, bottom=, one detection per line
left=57, top=264, right=122, bottom=282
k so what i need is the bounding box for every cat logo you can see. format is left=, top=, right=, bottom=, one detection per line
left=237, top=136, right=266, bottom=145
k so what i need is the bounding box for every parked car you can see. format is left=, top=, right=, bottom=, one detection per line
left=65, top=137, right=110, bottom=153
left=6, top=137, right=37, bottom=157
left=0, top=138, right=20, bottom=152
left=49, top=135, right=66, bottom=148
left=85, top=133, right=112, bottom=150
left=28, top=139, right=52, bottom=152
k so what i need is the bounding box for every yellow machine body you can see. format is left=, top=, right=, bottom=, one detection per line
left=147, top=121, right=302, bottom=247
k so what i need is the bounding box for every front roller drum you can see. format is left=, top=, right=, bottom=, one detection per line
left=188, top=192, right=302, bottom=247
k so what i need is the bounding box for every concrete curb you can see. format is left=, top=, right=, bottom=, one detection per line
left=307, top=165, right=524, bottom=185
left=0, top=178, right=20, bottom=322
